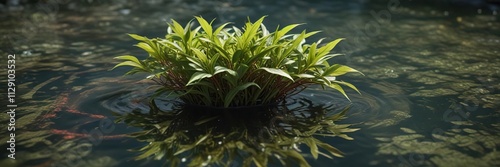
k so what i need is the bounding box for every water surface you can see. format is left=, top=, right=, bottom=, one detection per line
left=0, top=0, right=499, bottom=166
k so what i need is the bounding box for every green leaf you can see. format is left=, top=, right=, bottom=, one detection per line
left=240, top=16, right=266, bottom=48
left=187, top=72, right=213, bottom=86
left=114, top=55, right=142, bottom=65
left=191, top=48, right=208, bottom=64
left=186, top=57, right=205, bottom=70
left=224, top=82, right=260, bottom=107
left=259, top=67, right=294, bottom=81
left=208, top=40, right=231, bottom=61
left=195, top=16, right=213, bottom=37
left=295, top=73, right=315, bottom=78
left=304, top=31, right=320, bottom=38
left=135, top=42, right=156, bottom=55
left=232, top=49, right=246, bottom=63
left=214, top=66, right=237, bottom=76
left=260, top=23, right=270, bottom=36
left=159, top=39, right=183, bottom=51
left=323, top=64, right=362, bottom=77
left=333, top=81, right=361, bottom=94
left=283, top=31, right=306, bottom=57
left=112, top=61, right=145, bottom=71
left=213, top=22, right=231, bottom=38
left=245, top=45, right=279, bottom=65
left=273, top=23, right=302, bottom=43
left=235, top=64, right=249, bottom=79
left=128, top=34, right=149, bottom=41
left=316, top=38, right=344, bottom=57
left=183, top=21, right=196, bottom=43
left=168, top=19, right=185, bottom=36
left=314, top=54, right=343, bottom=65
left=207, top=54, right=220, bottom=73
left=306, top=43, right=318, bottom=67
left=328, top=83, right=350, bottom=101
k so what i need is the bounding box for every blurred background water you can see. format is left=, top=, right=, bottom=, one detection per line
left=0, top=0, right=499, bottom=166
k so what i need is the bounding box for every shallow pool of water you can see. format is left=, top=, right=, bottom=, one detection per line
left=0, top=0, right=499, bottom=167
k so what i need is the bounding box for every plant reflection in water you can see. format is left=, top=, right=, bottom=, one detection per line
left=115, top=98, right=359, bottom=167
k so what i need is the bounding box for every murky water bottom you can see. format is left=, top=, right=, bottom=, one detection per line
left=1, top=0, right=499, bottom=166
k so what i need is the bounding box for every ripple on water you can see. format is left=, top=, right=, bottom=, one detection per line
left=69, top=76, right=413, bottom=167
left=92, top=78, right=411, bottom=129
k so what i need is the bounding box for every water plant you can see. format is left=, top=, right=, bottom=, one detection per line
left=114, top=16, right=362, bottom=107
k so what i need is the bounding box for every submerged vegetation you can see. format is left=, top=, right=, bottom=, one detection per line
left=114, top=16, right=362, bottom=107
left=116, top=99, right=358, bottom=167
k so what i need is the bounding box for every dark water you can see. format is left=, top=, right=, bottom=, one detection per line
left=0, top=0, right=499, bottom=167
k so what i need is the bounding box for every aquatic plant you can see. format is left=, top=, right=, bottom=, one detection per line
left=116, top=100, right=358, bottom=167
left=114, top=16, right=362, bottom=107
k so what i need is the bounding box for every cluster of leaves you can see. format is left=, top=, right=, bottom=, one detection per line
left=114, top=16, right=362, bottom=107
left=116, top=100, right=358, bottom=167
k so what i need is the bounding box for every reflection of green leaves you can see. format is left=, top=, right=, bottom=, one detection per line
left=375, top=111, right=500, bottom=167
left=304, top=138, right=319, bottom=159
left=118, top=101, right=359, bottom=167
left=316, top=140, right=344, bottom=157
left=400, top=127, right=416, bottom=134
left=16, top=130, right=52, bottom=147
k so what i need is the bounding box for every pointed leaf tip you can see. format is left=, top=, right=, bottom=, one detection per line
left=259, top=67, right=294, bottom=82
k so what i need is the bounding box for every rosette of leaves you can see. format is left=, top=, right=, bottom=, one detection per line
left=114, top=16, right=362, bottom=107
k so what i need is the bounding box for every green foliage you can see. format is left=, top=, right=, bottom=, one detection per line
left=114, top=16, right=362, bottom=107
